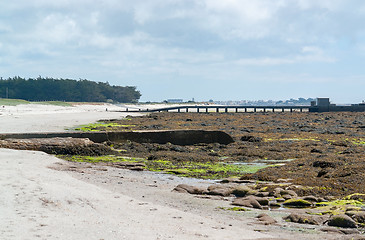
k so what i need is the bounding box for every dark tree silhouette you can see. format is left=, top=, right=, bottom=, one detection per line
left=0, top=77, right=141, bottom=103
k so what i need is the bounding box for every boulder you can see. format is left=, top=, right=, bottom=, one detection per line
left=240, top=136, right=262, bottom=142
left=256, top=213, right=277, bottom=225
left=207, top=184, right=234, bottom=197
left=232, top=185, right=252, bottom=197
left=346, top=211, right=365, bottom=224
left=255, top=191, right=270, bottom=197
left=282, top=199, right=312, bottom=208
left=284, top=213, right=327, bottom=225
left=327, top=214, right=357, bottom=228
left=232, top=196, right=262, bottom=209
left=173, top=184, right=206, bottom=195
left=302, top=195, right=319, bottom=202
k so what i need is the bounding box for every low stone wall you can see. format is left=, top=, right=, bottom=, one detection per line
left=0, top=130, right=234, bottom=145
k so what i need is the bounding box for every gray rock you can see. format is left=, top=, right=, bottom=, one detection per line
left=232, top=185, right=252, bottom=197
left=347, top=211, right=365, bottom=224
left=302, top=195, right=319, bottom=202
left=173, top=184, right=206, bottom=195
left=207, top=184, right=234, bottom=197
left=232, top=196, right=263, bottom=209
left=256, top=213, right=277, bottom=225
left=328, top=214, right=357, bottom=228
left=284, top=213, right=327, bottom=225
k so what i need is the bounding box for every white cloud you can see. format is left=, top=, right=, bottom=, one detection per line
left=0, top=0, right=365, bottom=102
left=35, top=14, right=79, bottom=44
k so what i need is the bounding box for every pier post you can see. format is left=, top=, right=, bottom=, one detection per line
left=216, top=108, right=219, bottom=113
left=225, top=108, right=228, bottom=113
left=186, top=108, right=189, bottom=113
left=206, top=108, right=208, bottom=113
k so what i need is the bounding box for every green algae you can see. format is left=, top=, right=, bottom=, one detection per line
left=58, top=154, right=274, bottom=180
left=60, top=155, right=144, bottom=163
left=218, top=206, right=250, bottom=212
left=73, top=122, right=135, bottom=132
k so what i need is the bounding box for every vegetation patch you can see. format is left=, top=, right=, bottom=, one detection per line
left=0, top=98, right=30, bottom=106
left=73, top=122, right=135, bottom=132
left=57, top=154, right=274, bottom=179
left=218, top=206, right=250, bottom=212
left=32, top=101, right=72, bottom=106
left=59, top=155, right=143, bottom=163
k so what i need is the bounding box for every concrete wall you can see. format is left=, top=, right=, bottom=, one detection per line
left=0, top=130, right=235, bottom=146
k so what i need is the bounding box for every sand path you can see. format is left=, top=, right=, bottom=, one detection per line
left=0, top=149, right=272, bottom=240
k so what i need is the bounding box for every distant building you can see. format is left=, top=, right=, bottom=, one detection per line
left=309, top=98, right=365, bottom=112
left=167, top=99, right=183, bottom=103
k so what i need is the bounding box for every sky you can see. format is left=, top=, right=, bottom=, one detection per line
left=1, top=0, right=365, bottom=103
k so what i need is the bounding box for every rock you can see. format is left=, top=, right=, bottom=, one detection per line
left=129, top=166, right=144, bottom=171
left=311, top=148, right=323, bottom=153
left=284, top=213, right=327, bottom=225
left=232, top=196, right=262, bottom=209
left=340, top=228, right=360, bottom=235
left=327, top=214, right=357, bottom=228
left=240, top=135, right=262, bottom=142
left=255, top=191, right=270, bottom=197
left=173, top=184, right=206, bottom=195
left=313, top=160, right=336, bottom=168
left=302, top=195, right=319, bottom=202
left=282, top=194, right=292, bottom=200
left=347, top=212, right=365, bottom=224
left=207, top=184, right=234, bottom=197
left=269, top=201, right=281, bottom=208
left=276, top=198, right=286, bottom=203
left=254, top=197, right=270, bottom=206
left=256, top=213, right=277, bottom=225
left=0, top=137, right=116, bottom=155
left=273, top=187, right=284, bottom=198
left=322, top=226, right=360, bottom=235
left=232, top=185, right=252, bottom=197
left=282, top=199, right=312, bottom=208
left=344, top=193, right=365, bottom=201
left=282, top=190, right=298, bottom=197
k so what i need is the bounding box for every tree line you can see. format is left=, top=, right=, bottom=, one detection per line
left=0, top=77, right=141, bottom=103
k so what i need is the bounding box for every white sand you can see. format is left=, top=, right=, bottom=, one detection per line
left=0, top=104, right=336, bottom=239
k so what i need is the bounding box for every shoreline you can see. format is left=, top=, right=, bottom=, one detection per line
left=0, top=103, right=362, bottom=239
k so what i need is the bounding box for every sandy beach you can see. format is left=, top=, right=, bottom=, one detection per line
left=0, top=103, right=351, bottom=239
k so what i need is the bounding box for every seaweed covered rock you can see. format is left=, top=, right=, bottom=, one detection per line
left=282, top=199, right=312, bottom=208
